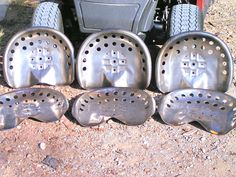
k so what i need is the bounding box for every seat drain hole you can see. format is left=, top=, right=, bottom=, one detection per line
left=209, top=41, right=214, bottom=45
left=198, top=93, right=203, bottom=97
left=215, top=96, right=220, bottom=100
left=201, top=46, right=205, bottom=50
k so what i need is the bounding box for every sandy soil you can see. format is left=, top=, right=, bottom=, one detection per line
left=0, top=0, right=236, bottom=176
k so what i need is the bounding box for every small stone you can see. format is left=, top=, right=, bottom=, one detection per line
left=26, top=153, right=32, bottom=158
left=201, top=148, right=206, bottom=153
left=16, top=125, right=21, bottom=129
left=4, top=147, right=13, bottom=152
left=200, top=137, right=206, bottom=141
left=39, top=143, right=46, bottom=150
left=42, top=155, right=59, bottom=170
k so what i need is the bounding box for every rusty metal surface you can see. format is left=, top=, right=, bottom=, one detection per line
left=72, top=87, right=155, bottom=126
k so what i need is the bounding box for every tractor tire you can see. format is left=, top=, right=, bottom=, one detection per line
left=168, top=4, right=203, bottom=37
left=32, top=2, right=64, bottom=32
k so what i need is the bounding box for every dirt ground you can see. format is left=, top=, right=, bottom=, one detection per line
left=0, top=0, right=236, bottom=176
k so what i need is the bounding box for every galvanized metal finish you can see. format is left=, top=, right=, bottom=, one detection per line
left=156, top=32, right=233, bottom=93
left=158, top=89, right=236, bottom=134
left=72, top=88, right=155, bottom=126
left=0, top=88, right=68, bottom=130
left=76, top=30, right=152, bottom=89
left=4, top=27, right=74, bottom=88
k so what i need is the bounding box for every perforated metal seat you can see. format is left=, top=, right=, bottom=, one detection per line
left=0, top=88, right=68, bottom=130
left=72, top=87, right=156, bottom=126
left=4, top=27, right=74, bottom=88
left=158, top=89, right=236, bottom=135
left=76, top=30, right=152, bottom=89
left=156, top=32, right=233, bottom=93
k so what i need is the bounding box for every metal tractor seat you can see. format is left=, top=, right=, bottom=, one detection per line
left=73, top=0, right=157, bottom=38
left=77, top=30, right=152, bottom=89
left=0, top=88, right=68, bottom=130
left=72, top=87, right=156, bottom=126
left=4, top=27, right=74, bottom=88
left=158, top=89, right=236, bottom=135
left=156, top=31, right=233, bottom=93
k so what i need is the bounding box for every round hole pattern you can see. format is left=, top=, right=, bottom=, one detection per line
left=163, top=89, right=235, bottom=113
left=77, top=30, right=151, bottom=89
left=73, top=88, right=155, bottom=123
left=157, top=32, right=233, bottom=93
left=5, top=28, right=73, bottom=81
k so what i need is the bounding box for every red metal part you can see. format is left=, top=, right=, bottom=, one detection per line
left=197, top=0, right=204, bottom=11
